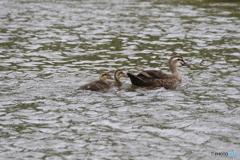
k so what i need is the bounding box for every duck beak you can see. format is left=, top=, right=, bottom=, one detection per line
left=182, top=62, right=194, bottom=68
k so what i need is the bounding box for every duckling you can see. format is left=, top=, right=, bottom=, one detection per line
left=78, top=72, right=114, bottom=91
left=108, top=70, right=128, bottom=86
left=127, top=56, right=193, bottom=89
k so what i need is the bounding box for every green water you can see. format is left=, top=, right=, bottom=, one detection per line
left=0, top=0, right=239, bottom=159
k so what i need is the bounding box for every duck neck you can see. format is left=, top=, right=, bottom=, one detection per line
left=170, top=65, right=182, bottom=80
left=114, top=76, right=122, bottom=83
left=114, top=75, right=122, bottom=83
left=100, top=78, right=107, bottom=84
left=170, top=65, right=178, bottom=74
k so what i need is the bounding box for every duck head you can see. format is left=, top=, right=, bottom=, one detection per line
left=99, top=72, right=114, bottom=82
left=114, top=70, right=128, bottom=81
left=169, top=56, right=193, bottom=67
left=168, top=56, right=193, bottom=74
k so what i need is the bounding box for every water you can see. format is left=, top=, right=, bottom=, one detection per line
left=0, top=0, right=240, bottom=159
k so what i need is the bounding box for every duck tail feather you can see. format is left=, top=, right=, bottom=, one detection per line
left=127, top=72, right=147, bottom=86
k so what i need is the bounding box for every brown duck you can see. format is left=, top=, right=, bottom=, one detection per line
left=108, top=70, right=128, bottom=86
left=127, top=56, right=193, bottom=89
left=78, top=72, right=114, bottom=91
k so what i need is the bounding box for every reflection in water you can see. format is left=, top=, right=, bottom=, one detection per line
left=0, top=0, right=240, bottom=159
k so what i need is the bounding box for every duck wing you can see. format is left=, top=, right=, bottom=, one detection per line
left=127, top=72, right=156, bottom=87
left=79, top=80, right=109, bottom=91
left=153, top=78, right=180, bottom=89
left=128, top=69, right=179, bottom=88
left=137, top=69, right=172, bottom=79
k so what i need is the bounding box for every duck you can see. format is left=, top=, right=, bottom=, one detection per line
left=108, top=70, right=128, bottom=86
left=78, top=72, right=114, bottom=91
left=127, top=55, right=193, bottom=89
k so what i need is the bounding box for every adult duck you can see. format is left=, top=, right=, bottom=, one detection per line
left=127, top=56, right=193, bottom=89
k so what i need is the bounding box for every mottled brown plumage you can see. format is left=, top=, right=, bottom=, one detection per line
left=127, top=56, right=193, bottom=89
left=78, top=72, right=114, bottom=91
left=108, top=70, right=128, bottom=86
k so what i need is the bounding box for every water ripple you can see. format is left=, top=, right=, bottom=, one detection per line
left=0, top=0, right=240, bottom=159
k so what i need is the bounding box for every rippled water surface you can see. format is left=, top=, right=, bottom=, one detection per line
left=0, top=0, right=240, bottom=159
